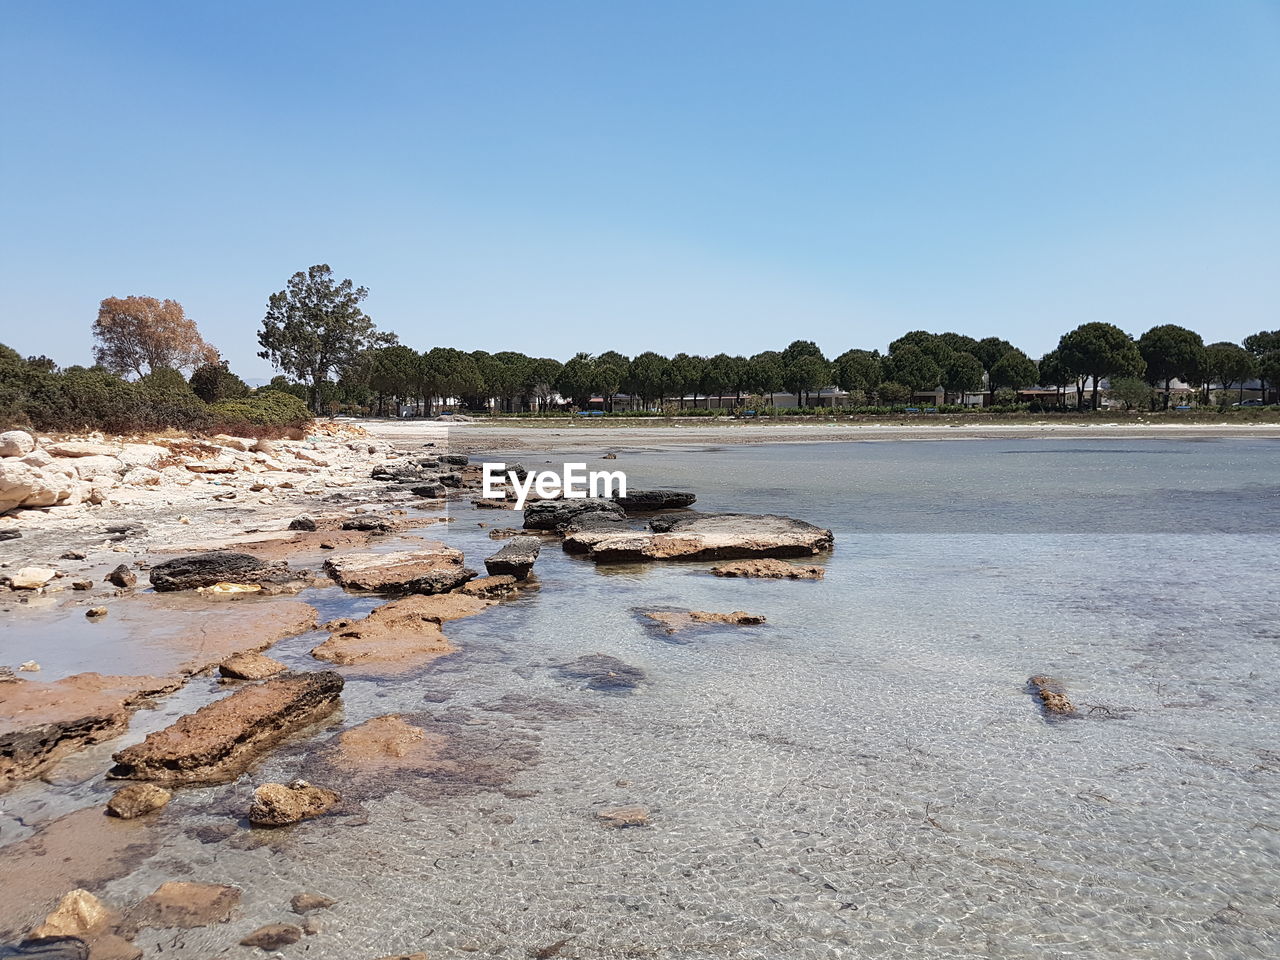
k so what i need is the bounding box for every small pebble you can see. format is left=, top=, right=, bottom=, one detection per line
left=19, top=661, right=40, bottom=672
left=87, top=607, right=108, bottom=619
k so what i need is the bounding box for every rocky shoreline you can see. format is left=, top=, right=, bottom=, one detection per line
left=0, top=419, right=844, bottom=950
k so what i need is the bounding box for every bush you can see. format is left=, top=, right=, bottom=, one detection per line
left=190, top=362, right=250, bottom=403
left=210, top=389, right=313, bottom=430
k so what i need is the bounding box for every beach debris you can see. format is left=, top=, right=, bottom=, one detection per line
left=104, top=565, right=136, bottom=589
left=484, top=536, right=541, bottom=579
left=710, top=558, right=825, bottom=579
left=615, top=489, right=696, bottom=511
left=572, top=512, right=834, bottom=563
left=290, top=892, right=336, bottom=914
left=248, top=780, right=340, bottom=827
left=312, top=594, right=489, bottom=667
left=130, top=881, right=241, bottom=928
left=640, top=610, right=766, bottom=635
left=218, top=652, right=287, bottom=681
left=9, top=567, right=57, bottom=590
left=1028, top=675, right=1077, bottom=717
left=106, top=783, right=171, bottom=819
left=557, top=654, right=646, bottom=692
left=148, top=552, right=305, bottom=592
left=323, top=545, right=474, bottom=594
left=596, top=805, right=650, bottom=828
left=108, top=671, right=344, bottom=784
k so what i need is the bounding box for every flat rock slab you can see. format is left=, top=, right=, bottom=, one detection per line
left=640, top=610, right=766, bottom=635
left=0, top=673, right=181, bottom=790
left=219, top=652, right=288, bottom=681
left=484, top=537, right=541, bottom=579
left=149, top=552, right=307, bottom=592
left=312, top=594, right=490, bottom=667
left=615, top=489, right=697, bottom=511
left=130, top=882, right=241, bottom=929
left=323, top=544, right=474, bottom=594
left=710, top=558, right=825, bottom=579
left=523, top=498, right=626, bottom=532
left=576, top=513, right=834, bottom=563
left=109, top=671, right=344, bottom=784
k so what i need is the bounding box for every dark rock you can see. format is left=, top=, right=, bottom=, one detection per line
left=148, top=552, right=303, bottom=592
left=438, top=472, right=464, bottom=488
left=71, top=580, right=93, bottom=591
left=60, top=550, right=86, bottom=560
left=0, top=528, right=21, bottom=542
left=615, top=489, right=697, bottom=511
left=288, top=516, right=317, bottom=532
left=440, top=454, right=469, bottom=466
left=341, top=515, right=393, bottom=533
left=484, top=537, right=541, bottom=579
left=558, top=654, right=646, bottom=692
left=108, top=671, right=344, bottom=784
left=104, top=565, right=136, bottom=589
left=410, top=482, right=446, bottom=499
left=9, top=938, right=90, bottom=960
left=102, top=523, right=145, bottom=541
left=523, top=497, right=626, bottom=533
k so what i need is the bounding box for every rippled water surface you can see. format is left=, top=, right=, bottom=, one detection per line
left=4, top=438, right=1280, bottom=959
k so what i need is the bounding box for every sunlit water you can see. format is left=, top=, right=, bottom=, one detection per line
left=3, top=438, right=1280, bottom=958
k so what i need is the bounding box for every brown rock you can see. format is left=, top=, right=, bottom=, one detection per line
left=106, top=782, right=171, bottom=819
left=0, top=673, right=181, bottom=790
left=457, top=574, right=517, bottom=598
left=72, top=580, right=94, bottom=591
left=710, top=558, right=825, bottom=579
left=312, top=594, right=490, bottom=667
left=104, top=565, right=136, bottom=589
left=323, top=544, right=474, bottom=594
left=86, top=606, right=109, bottom=619
left=131, top=881, right=241, bottom=928
left=596, top=805, right=650, bottom=828
left=248, top=780, right=340, bottom=826
left=218, top=652, right=287, bottom=681
left=28, top=889, right=115, bottom=939
left=324, top=715, right=445, bottom=773
left=1029, top=676, right=1076, bottom=717
left=240, top=924, right=302, bottom=949
left=641, top=610, right=766, bottom=635
left=290, top=892, right=336, bottom=914
left=108, top=671, right=343, bottom=784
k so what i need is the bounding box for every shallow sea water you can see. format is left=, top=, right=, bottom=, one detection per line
left=3, top=438, right=1280, bottom=959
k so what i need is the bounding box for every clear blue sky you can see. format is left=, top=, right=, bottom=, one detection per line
left=1, top=1, right=1277, bottom=379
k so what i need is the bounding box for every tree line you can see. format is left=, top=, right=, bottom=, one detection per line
left=256, top=265, right=1280, bottom=414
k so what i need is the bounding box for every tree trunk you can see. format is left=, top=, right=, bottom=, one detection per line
left=1090, top=375, right=1100, bottom=412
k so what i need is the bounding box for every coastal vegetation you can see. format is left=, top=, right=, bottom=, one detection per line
left=3, top=264, right=1280, bottom=434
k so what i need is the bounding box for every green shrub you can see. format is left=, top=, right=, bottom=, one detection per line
left=210, top=389, right=313, bottom=430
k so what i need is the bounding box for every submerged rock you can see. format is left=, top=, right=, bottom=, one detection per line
left=312, top=594, right=490, bottom=667
left=240, top=924, right=303, bottom=950
left=615, top=489, right=696, bottom=511
left=557, top=654, right=646, bottom=692
left=582, top=513, right=834, bottom=563
left=1028, top=676, right=1076, bottom=717
left=108, top=671, right=344, bottom=784
left=149, top=552, right=305, bottom=592
left=130, top=881, right=241, bottom=929
left=596, top=805, right=650, bottom=828
left=710, top=558, right=825, bottom=579
left=248, top=780, right=340, bottom=826
left=640, top=610, right=766, bottom=635
left=323, top=545, right=474, bottom=594
left=483, top=536, right=541, bottom=579
left=523, top=498, right=626, bottom=533
left=290, top=892, right=336, bottom=914
left=106, top=783, right=172, bottom=819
